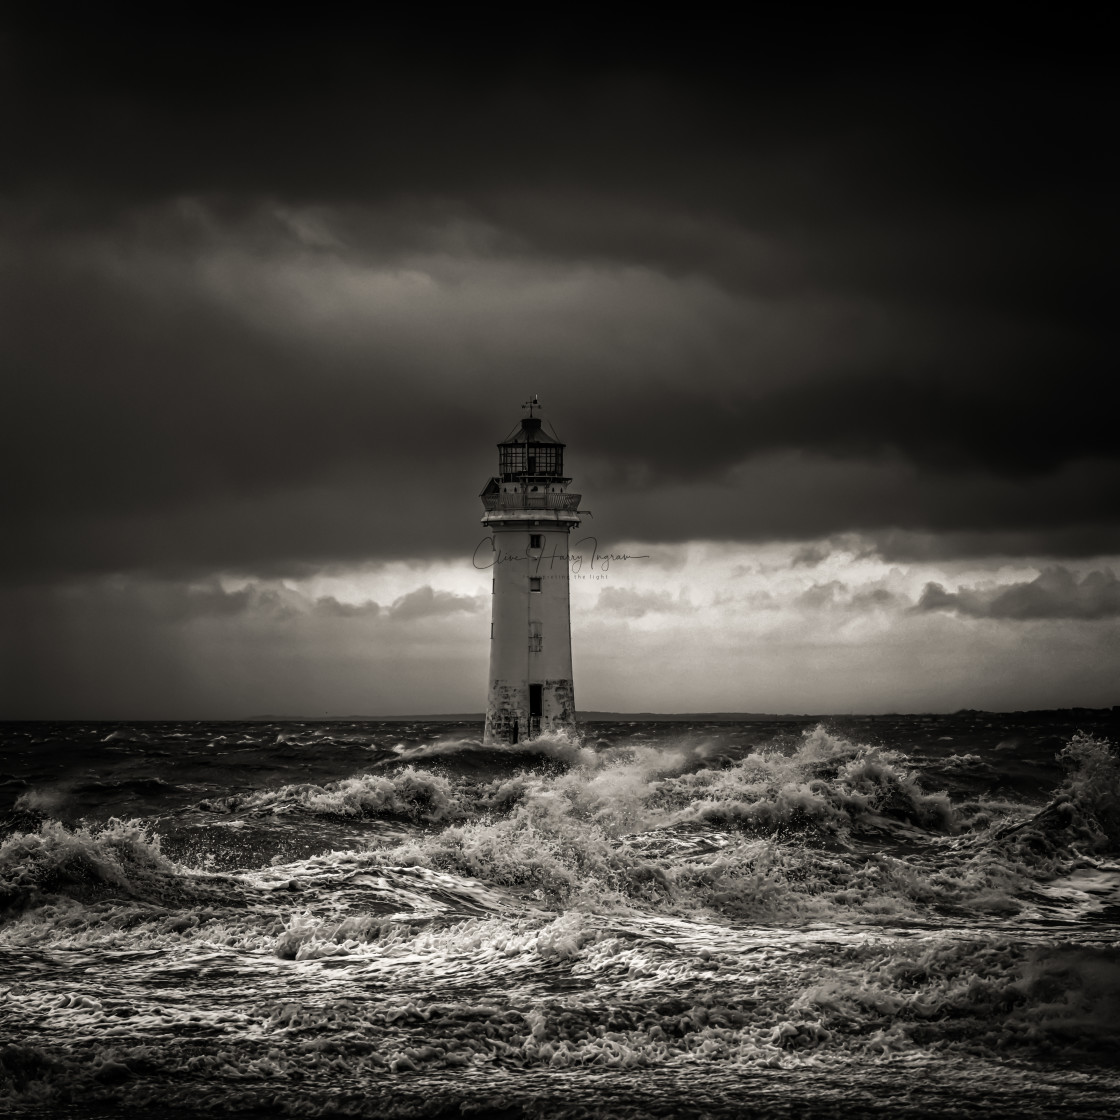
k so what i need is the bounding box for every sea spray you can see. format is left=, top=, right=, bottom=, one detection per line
left=1058, top=731, right=1120, bottom=845
left=1, top=817, right=193, bottom=913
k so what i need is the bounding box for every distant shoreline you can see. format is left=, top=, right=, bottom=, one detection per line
left=4, top=707, right=1117, bottom=723
left=236, top=706, right=1120, bottom=722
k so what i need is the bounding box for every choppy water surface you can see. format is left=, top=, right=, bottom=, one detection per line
left=2, top=712, right=1119, bottom=1119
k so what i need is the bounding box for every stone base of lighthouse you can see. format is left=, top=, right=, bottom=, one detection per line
left=485, top=678, right=576, bottom=744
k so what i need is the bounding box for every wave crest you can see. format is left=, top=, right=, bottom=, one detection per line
left=198, top=766, right=463, bottom=823
left=389, top=729, right=598, bottom=770
left=1059, top=732, right=1120, bottom=847
left=0, top=819, right=200, bottom=914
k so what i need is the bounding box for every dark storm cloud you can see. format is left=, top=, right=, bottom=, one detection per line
left=2, top=19, right=1116, bottom=582
left=4, top=218, right=1117, bottom=580
left=791, top=544, right=832, bottom=568
left=7, top=24, right=1110, bottom=327
left=866, top=527, right=1120, bottom=565
left=314, top=596, right=381, bottom=619
left=916, top=567, right=1120, bottom=621
left=594, top=456, right=1120, bottom=562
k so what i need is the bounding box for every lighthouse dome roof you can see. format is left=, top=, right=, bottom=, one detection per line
left=499, top=416, right=563, bottom=447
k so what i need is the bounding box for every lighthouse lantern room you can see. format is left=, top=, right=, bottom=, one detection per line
left=481, top=398, right=580, bottom=742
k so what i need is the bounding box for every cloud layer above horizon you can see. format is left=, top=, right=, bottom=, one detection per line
left=2, top=22, right=1117, bottom=714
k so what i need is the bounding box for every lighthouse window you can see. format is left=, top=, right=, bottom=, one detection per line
left=530, top=577, right=541, bottom=592
left=543, top=447, right=562, bottom=474
left=500, top=446, right=527, bottom=475
left=530, top=534, right=542, bottom=549
left=529, top=621, right=542, bottom=652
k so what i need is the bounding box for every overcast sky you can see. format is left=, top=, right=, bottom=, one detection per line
left=2, top=19, right=1117, bottom=717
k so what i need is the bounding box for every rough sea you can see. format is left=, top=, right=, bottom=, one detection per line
left=2, top=712, right=1119, bottom=1120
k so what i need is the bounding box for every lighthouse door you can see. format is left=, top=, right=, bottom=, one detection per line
left=529, top=684, right=542, bottom=738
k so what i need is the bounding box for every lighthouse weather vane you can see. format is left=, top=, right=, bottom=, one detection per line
left=522, top=394, right=541, bottom=418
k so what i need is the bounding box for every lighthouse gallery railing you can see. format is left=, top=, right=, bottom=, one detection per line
left=482, top=492, right=581, bottom=511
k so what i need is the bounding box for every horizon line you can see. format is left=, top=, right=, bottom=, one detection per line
left=4, top=705, right=1118, bottom=722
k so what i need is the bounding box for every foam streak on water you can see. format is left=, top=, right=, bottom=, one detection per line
left=1, top=713, right=1119, bottom=1118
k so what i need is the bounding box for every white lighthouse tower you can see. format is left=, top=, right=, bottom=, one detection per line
left=480, top=398, right=581, bottom=743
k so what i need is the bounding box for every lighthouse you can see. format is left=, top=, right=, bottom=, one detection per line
left=480, top=398, right=581, bottom=743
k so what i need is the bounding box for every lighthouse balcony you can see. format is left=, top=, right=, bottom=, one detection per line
left=482, top=491, right=581, bottom=512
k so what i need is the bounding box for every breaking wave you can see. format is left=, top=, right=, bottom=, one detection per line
left=197, top=766, right=465, bottom=822
left=0, top=818, right=234, bottom=918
